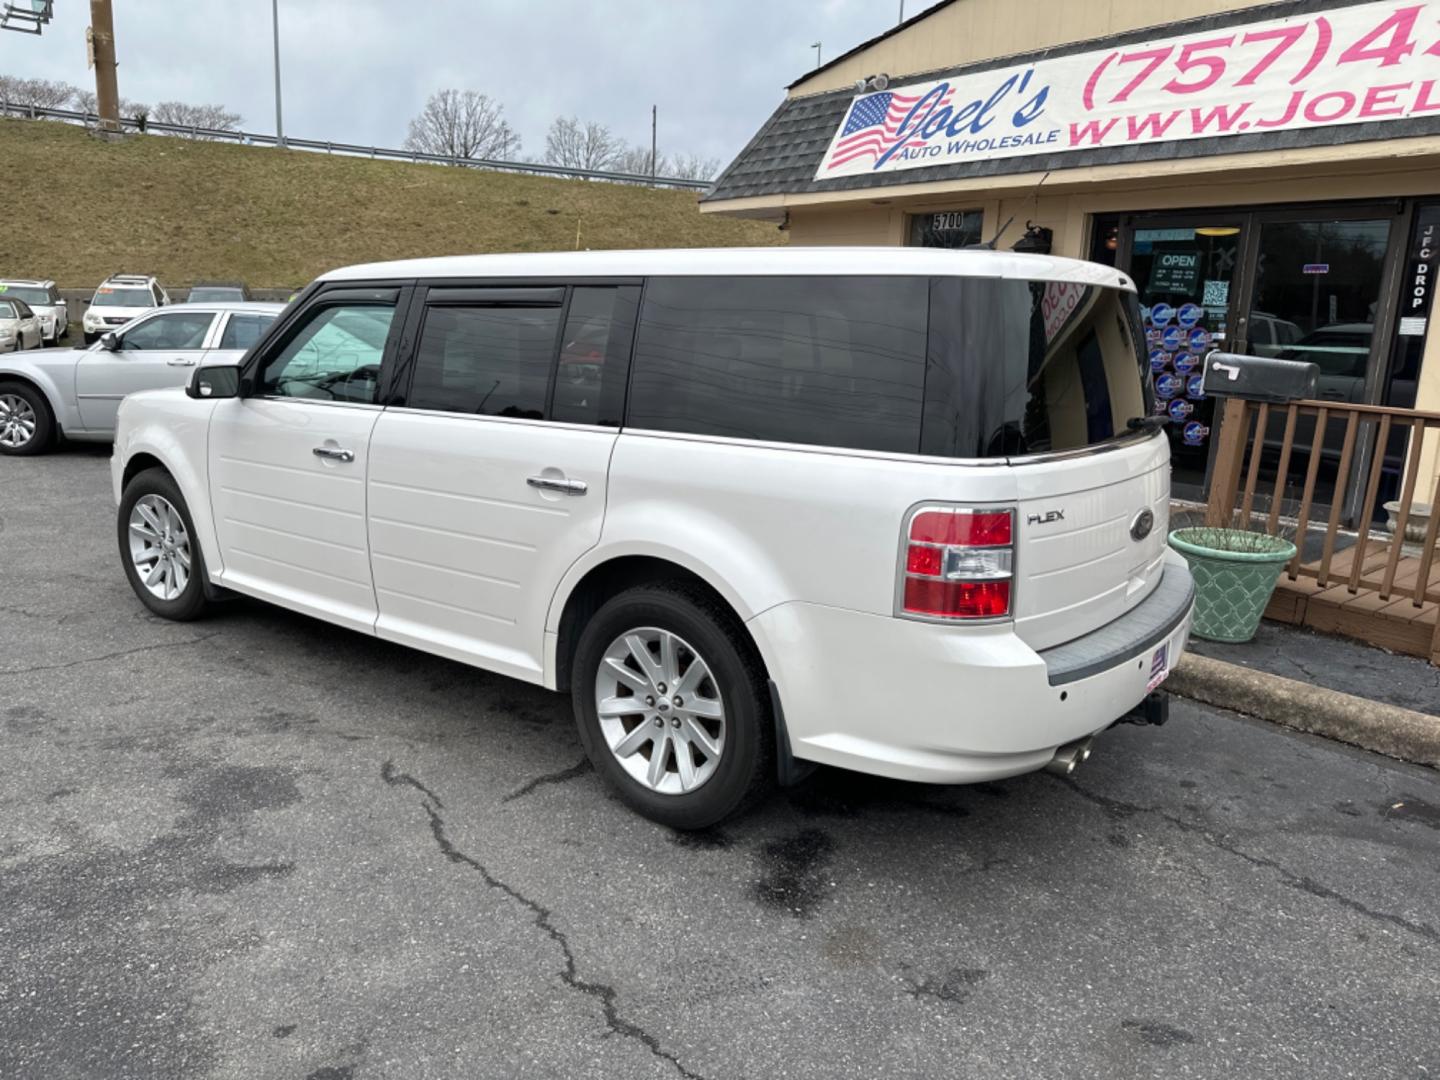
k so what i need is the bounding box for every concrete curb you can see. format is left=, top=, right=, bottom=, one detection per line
left=1167, top=653, right=1440, bottom=769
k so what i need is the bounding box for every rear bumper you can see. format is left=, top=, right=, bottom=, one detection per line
left=749, top=551, right=1193, bottom=784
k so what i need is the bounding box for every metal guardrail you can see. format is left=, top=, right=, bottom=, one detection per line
left=0, top=101, right=713, bottom=191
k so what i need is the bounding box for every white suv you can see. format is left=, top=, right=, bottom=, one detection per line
left=83, top=273, right=170, bottom=344
left=0, top=279, right=67, bottom=344
left=111, top=248, right=1194, bottom=827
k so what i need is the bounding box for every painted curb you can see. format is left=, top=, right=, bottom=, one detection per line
left=1167, top=653, right=1440, bottom=769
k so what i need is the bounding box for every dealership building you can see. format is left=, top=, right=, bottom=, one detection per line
left=704, top=0, right=1440, bottom=519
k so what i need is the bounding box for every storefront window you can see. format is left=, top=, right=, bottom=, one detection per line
left=909, top=209, right=983, bottom=249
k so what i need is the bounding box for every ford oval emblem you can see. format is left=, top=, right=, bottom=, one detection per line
left=1130, top=509, right=1155, bottom=542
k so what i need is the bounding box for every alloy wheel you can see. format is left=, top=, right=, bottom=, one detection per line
left=594, top=626, right=727, bottom=795
left=0, top=394, right=36, bottom=449
left=128, top=494, right=192, bottom=601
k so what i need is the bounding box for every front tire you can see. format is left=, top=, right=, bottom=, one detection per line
left=571, top=583, right=773, bottom=829
left=0, top=381, right=55, bottom=455
left=117, top=468, right=211, bottom=621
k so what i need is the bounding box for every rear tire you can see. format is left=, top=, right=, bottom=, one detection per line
left=0, top=381, right=55, bottom=455
left=571, top=582, right=773, bottom=829
left=117, top=468, right=211, bottom=621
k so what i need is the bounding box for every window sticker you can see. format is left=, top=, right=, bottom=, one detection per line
left=1187, top=374, right=1206, bottom=399
left=1161, top=326, right=1183, bottom=351
left=1168, top=398, right=1193, bottom=421
left=1177, top=303, right=1202, bottom=328
left=1201, top=280, right=1229, bottom=307
left=1182, top=420, right=1210, bottom=446
left=1150, top=349, right=1170, bottom=373
left=1188, top=328, right=1212, bottom=351
left=1173, top=352, right=1199, bottom=375
left=1155, top=373, right=1181, bottom=399
left=1149, top=302, right=1175, bottom=327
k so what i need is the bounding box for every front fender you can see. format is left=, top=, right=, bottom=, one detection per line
left=0, top=356, right=78, bottom=432
left=113, top=393, right=222, bottom=577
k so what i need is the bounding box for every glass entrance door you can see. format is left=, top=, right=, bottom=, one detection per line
left=1238, top=213, right=1399, bottom=521
left=1124, top=220, right=1244, bottom=498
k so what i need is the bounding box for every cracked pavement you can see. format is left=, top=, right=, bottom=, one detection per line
left=3, top=446, right=1439, bottom=1079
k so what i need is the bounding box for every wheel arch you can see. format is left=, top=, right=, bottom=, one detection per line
left=0, top=371, right=60, bottom=428
left=549, top=551, right=779, bottom=699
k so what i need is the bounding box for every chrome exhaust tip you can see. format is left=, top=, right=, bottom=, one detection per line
left=1045, top=737, right=1094, bottom=776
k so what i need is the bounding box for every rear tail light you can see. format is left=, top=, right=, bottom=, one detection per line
left=899, top=506, right=1014, bottom=620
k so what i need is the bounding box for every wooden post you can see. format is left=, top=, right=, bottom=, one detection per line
left=88, top=0, right=120, bottom=132
left=1205, top=398, right=1249, bottom=527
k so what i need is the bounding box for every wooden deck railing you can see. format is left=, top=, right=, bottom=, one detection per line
left=1205, top=397, right=1440, bottom=662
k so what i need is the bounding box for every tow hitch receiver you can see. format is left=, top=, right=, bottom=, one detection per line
left=1120, top=691, right=1169, bottom=727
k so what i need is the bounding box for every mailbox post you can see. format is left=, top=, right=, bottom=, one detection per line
left=1199, top=352, right=1321, bottom=528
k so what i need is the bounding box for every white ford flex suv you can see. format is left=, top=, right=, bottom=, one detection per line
left=111, top=248, right=1193, bottom=827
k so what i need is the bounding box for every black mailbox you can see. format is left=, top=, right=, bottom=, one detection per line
left=1201, top=351, right=1319, bottom=403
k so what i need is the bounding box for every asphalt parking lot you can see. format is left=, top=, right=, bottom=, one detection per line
left=3, top=446, right=1439, bottom=1080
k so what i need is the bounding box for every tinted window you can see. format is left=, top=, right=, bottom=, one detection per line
left=410, top=304, right=561, bottom=418
left=260, top=303, right=394, bottom=403
left=189, top=287, right=246, bottom=302
left=923, top=279, right=1149, bottom=458
left=628, top=276, right=927, bottom=453
left=119, top=311, right=213, bottom=351
left=219, top=313, right=274, bottom=350
left=552, top=286, right=637, bottom=426
left=12, top=300, right=32, bottom=319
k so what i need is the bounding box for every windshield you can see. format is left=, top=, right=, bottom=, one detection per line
left=187, top=287, right=245, bottom=302
left=93, top=288, right=153, bottom=307
left=0, top=286, right=51, bottom=305
left=923, top=280, right=1151, bottom=458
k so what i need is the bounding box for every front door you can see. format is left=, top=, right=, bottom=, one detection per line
left=366, top=284, right=637, bottom=684
left=206, top=288, right=405, bottom=633
left=1236, top=211, right=1402, bottom=523
left=74, top=308, right=217, bottom=431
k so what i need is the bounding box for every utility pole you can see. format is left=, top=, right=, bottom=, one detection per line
left=899, top=1, right=906, bottom=23
left=88, top=0, right=119, bottom=131
left=650, top=104, right=657, bottom=186
left=271, top=0, right=285, bottom=147
left=812, top=41, right=822, bottom=67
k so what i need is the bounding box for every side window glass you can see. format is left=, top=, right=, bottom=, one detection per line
left=259, top=303, right=395, bottom=403
left=120, top=311, right=214, bottom=351
left=409, top=304, right=561, bottom=418
left=628, top=276, right=927, bottom=453
left=219, top=314, right=273, bottom=351
left=553, top=286, right=637, bottom=426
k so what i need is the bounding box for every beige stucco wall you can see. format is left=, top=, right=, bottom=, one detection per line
left=791, top=0, right=1270, bottom=97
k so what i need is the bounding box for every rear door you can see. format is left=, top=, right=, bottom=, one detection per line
left=925, top=277, right=1165, bottom=651
left=206, top=286, right=406, bottom=632
left=74, top=308, right=217, bottom=431
left=210, top=310, right=276, bottom=364
left=366, top=283, right=637, bottom=683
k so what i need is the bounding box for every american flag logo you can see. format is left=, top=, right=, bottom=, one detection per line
left=825, top=88, right=953, bottom=170
left=1149, top=644, right=1169, bottom=683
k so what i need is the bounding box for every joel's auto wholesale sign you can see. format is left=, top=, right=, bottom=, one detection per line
left=817, top=1, right=1440, bottom=179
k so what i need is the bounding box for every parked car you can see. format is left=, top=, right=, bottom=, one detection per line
left=0, top=279, right=68, bottom=344
left=0, top=297, right=43, bottom=353
left=185, top=281, right=251, bottom=303
left=0, top=302, right=280, bottom=454
left=109, top=249, right=1192, bottom=827
left=82, top=273, right=171, bottom=344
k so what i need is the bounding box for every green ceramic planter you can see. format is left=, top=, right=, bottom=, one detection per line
left=1168, top=528, right=1298, bottom=644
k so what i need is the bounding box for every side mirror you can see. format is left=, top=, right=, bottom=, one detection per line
left=188, top=364, right=242, bottom=400
left=99, top=332, right=120, bottom=351
left=1201, top=351, right=1319, bottom=403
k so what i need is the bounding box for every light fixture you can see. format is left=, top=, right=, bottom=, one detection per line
left=1195, top=226, right=1241, bottom=237
left=870, top=73, right=891, bottom=91
left=1012, top=221, right=1053, bottom=255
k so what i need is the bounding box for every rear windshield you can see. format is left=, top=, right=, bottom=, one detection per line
left=93, top=288, right=153, bottom=307
left=188, top=287, right=245, bottom=302
left=626, top=275, right=1150, bottom=459
left=0, top=286, right=51, bottom=305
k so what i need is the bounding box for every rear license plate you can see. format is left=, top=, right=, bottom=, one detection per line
left=1146, top=643, right=1170, bottom=691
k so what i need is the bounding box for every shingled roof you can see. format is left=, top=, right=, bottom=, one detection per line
left=703, top=0, right=1440, bottom=206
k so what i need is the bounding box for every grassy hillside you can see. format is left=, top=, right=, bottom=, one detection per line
left=0, top=118, right=778, bottom=288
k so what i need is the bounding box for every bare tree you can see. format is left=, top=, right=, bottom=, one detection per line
left=544, top=116, right=623, bottom=172
left=613, top=144, right=661, bottom=178
left=404, top=89, right=519, bottom=160
left=150, top=100, right=242, bottom=138
left=0, top=75, right=78, bottom=112
left=665, top=153, right=721, bottom=181
left=70, top=88, right=150, bottom=127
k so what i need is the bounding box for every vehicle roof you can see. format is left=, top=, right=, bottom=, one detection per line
left=321, top=247, right=1136, bottom=291
left=0, top=278, right=55, bottom=287
left=154, top=301, right=283, bottom=314
left=98, top=274, right=159, bottom=286
left=190, top=281, right=247, bottom=288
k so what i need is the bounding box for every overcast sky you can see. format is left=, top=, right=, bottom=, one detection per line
left=4, top=1, right=933, bottom=164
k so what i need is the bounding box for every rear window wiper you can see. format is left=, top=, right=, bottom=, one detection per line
left=1127, top=416, right=1167, bottom=434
